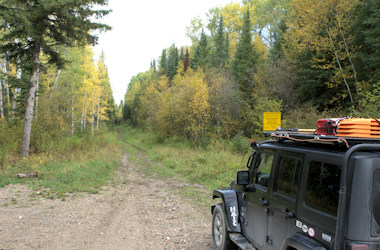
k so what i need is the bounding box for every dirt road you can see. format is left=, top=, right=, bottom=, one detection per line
left=0, top=148, right=214, bottom=249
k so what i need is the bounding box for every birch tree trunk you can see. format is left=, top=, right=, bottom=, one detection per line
left=2, top=57, right=10, bottom=107
left=71, top=84, right=75, bottom=135
left=91, top=100, right=95, bottom=136
left=21, top=43, right=40, bottom=158
left=326, top=25, right=353, bottom=104
left=49, top=69, right=61, bottom=99
left=10, top=88, right=19, bottom=120
left=35, top=67, right=39, bottom=118
left=81, top=91, right=87, bottom=132
left=11, top=60, right=22, bottom=120
left=84, top=98, right=87, bottom=131
left=96, top=95, right=100, bottom=130
left=0, top=72, right=3, bottom=119
left=336, top=14, right=358, bottom=95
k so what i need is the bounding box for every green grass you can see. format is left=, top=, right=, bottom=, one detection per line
left=0, top=128, right=122, bottom=198
left=117, top=123, right=261, bottom=192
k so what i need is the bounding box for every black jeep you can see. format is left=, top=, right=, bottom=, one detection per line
left=211, top=134, right=380, bottom=250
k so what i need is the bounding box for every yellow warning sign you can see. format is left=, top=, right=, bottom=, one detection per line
left=263, top=112, right=281, bottom=131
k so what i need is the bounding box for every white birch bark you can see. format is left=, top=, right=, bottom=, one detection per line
left=10, top=88, right=19, bottom=120
left=326, top=26, right=353, bottom=104
left=81, top=91, right=87, bottom=132
left=49, top=69, right=61, bottom=99
left=336, top=14, right=358, bottom=95
left=71, top=84, right=75, bottom=135
left=2, top=58, right=10, bottom=107
left=0, top=71, right=3, bottom=119
left=91, top=100, right=95, bottom=136
left=11, top=58, right=22, bottom=120
left=84, top=96, right=87, bottom=131
left=21, top=44, right=40, bottom=158
left=96, top=95, right=100, bottom=130
left=35, top=67, right=39, bottom=118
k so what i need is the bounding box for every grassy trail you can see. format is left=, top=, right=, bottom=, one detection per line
left=116, top=123, right=253, bottom=192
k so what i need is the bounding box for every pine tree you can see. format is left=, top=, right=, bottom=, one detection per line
left=166, top=44, right=179, bottom=80
left=150, top=59, right=156, bottom=72
left=0, top=0, right=110, bottom=158
left=224, top=33, right=230, bottom=66
left=198, top=30, right=210, bottom=70
left=352, top=0, right=380, bottom=85
left=212, top=16, right=229, bottom=68
left=191, top=45, right=201, bottom=70
left=231, top=9, right=259, bottom=100
left=179, top=47, right=185, bottom=62
left=159, top=49, right=167, bottom=76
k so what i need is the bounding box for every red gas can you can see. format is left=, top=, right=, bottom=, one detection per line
left=316, top=118, right=346, bottom=136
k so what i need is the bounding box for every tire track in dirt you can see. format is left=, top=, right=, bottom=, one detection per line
left=0, top=140, right=213, bottom=249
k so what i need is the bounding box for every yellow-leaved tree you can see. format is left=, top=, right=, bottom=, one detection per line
left=285, top=0, right=359, bottom=104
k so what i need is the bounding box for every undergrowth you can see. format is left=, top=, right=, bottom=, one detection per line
left=0, top=126, right=121, bottom=198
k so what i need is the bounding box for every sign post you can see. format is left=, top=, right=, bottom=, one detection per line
left=263, top=112, right=281, bottom=131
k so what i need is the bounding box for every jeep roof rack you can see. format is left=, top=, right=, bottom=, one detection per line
left=264, top=129, right=380, bottom=148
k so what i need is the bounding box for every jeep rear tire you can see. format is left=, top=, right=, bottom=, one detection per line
left=212, top=203, right=234, bottom=250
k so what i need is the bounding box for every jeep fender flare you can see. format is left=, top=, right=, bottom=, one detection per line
left=283, top=233, right=326, bottom=250
left=212, top=189, right=241, bottom=233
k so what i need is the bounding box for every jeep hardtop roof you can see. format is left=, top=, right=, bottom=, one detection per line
left=264, top=130, right=380, bottom=149
left=260, top=139, right=348, bottom=154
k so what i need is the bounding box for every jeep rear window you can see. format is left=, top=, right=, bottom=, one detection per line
left=275, top=156, right=301, bottom=199
left=305, top=161, right=341, bottom=216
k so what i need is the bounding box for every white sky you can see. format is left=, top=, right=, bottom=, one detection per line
left=94, top=0, right=238, bottom=104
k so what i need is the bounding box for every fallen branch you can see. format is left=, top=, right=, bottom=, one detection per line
left=17, top=171, right=38, bottom=178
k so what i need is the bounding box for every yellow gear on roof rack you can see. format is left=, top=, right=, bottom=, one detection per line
left=336, top=118, right=380, bottom=138
left=263, top=117, right=380, bottom=148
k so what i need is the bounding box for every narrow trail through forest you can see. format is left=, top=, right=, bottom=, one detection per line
left=0, top=138, right=214, bottom=249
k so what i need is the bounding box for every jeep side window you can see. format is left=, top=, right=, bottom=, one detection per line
left=275, top=156, right=301, bottom=199
left=255, top=151, right=275, bottom=188
left=305, top=161, right=341, bottom=216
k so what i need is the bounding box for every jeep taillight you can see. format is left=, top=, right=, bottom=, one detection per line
left=348, top=244, right=369, bottom=250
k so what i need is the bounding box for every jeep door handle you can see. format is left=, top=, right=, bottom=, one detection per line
left=281, top=209, right=295, bottom=219
left=258, top=198, right=269, bottom=206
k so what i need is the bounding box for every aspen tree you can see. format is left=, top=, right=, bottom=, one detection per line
left=1, top=60, right=9, bottom=112
left=0, top=0, right=110, bottom=158
left=10, top=60, right=22, bottom=120
left=285, top=0, right=358, bottom=105
left=72, top=84, right=75, bottom=135
left=91, top=99, right=95, bottom=136
left=81, top=91, right=87, bottom=132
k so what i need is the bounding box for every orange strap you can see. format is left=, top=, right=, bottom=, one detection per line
left=270, top=134, right=350, bottom=148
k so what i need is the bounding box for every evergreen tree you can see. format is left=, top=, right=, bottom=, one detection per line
left=179, top=47, right=185, bottom=62
left=212, top=16, right=229, bottom=68
left=231, top=9, right=259, bottom=100
left=150, top=59, right=156, bottom=72
left=159, top=49, right=167, bottom=76
left=0, top=0, right=110, bottom=158
left=198, top=29, right=211, bottom=70
left=352, top=0, right=380, bottom=85
left=191, top=44, right=201, bottom=70
left=166, top=44, right=179, bottom=80
left=269, top=19, right=287, bottom=63
left=184, top=49, right=190, bottom=72
left=224, top=32, right=230, bottom=66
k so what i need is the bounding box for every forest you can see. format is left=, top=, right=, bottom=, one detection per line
left=1, top=0, right=380, bottom=173
left=123, top=0, right=380, bottom=146
left=0, top=0, right=119, bottom=171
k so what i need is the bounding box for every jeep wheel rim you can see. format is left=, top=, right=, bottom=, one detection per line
left=214, top=212, right=224, bottom=246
